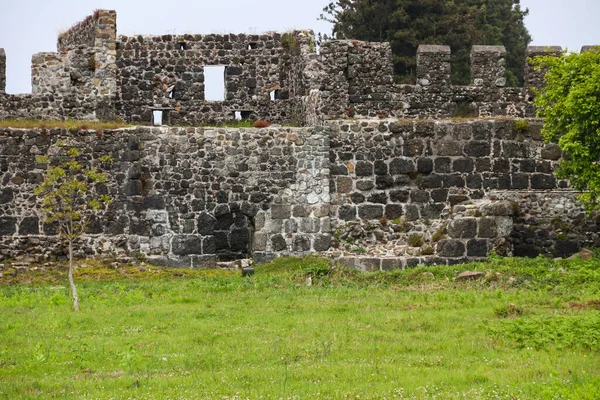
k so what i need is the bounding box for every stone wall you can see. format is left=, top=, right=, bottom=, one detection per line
left=313, top=43, right=564, bottom=121
left=0, top=126, right=330, bottom=265
left=327, top=119, right=595, bottom=262
left=57, top=11, right=99, bottom=51
left=0, top=49, right=5, bottom=93
left=115, top=30, right=314, bottom=125
left=0, top=11, right=117, bottom=121
left=0, top=9, right=595, bottom=126
left=1, top=118, right=597, bottom=266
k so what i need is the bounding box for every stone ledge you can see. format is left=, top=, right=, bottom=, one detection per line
left=333, top=255, right=486, bottom=271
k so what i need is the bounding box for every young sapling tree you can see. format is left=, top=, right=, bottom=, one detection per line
left=34, top=142, right=113, bottom=311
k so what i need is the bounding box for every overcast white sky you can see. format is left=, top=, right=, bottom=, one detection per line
left=0, top=0, right=598, bottom=94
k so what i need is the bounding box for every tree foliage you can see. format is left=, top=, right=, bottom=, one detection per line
left=320, top=0, right=531, bottom=86
left=34, top=143, right=113, bottom=310
left=533, top=48, right=600, bottom=212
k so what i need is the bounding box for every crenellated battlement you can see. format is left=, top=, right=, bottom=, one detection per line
left=0, top=10, right=597, bottom=124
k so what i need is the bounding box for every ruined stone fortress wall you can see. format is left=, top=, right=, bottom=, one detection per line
left=0, top=126, right=330, bottom=265
left=0, top=10, right=599, bottom=267
left=0, top=10, right=576, bottom=124
left=0, top=120, right=598, bottom=266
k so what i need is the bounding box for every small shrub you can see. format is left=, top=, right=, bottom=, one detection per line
left=280, top=33, right=297, bottom=50
left=514, top=119, right=530, bottom=133
left=253, top=120, right=271, bottom=128
left=408, top=234, right=424, bottom=247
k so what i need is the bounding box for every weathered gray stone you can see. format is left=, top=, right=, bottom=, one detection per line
left=172, top=235, right=202, bottom=256
left=437, top=240, right=466, bottom=257
left=448, top=218, right=477, bottom=239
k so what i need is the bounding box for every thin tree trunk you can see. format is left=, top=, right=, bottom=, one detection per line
left=68, top=239, right=79, bottom=311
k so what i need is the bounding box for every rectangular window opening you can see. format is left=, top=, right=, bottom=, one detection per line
left=269, top=90, right=280, bottom=101
left=234, top=111, right=253, bottom=121
left=204, top=65, right=226, bottom=101
left=178, top=42, right=187, bottom=51
left=153, top=110, right=163, bottom=126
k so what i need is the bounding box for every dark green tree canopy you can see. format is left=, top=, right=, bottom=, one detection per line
left=320, top=0, right=532, bottom=86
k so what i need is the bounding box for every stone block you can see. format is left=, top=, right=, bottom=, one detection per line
left=434, top=157, right=451, bottom=173
left=478, top=218, right=497, bottom=238
left=293, top=205, right=311, bottom=218
left=253, top=232, right=267, bottom=251
left=375, top=175, right=394, bottom=189
left=300, top=218, right=320, bottom=233
left=350, top=192, right=365, bottom=204
left=172, top=235, right=203, bottom=256
left=453, top=158, right=474, bottom=173
left=337, top=257, right=357, bottom=269
left=417, top=158, right=434, bottom=174
left=355, top=161, right=373, bottom=176
left=19, top=216, right=39, bottom=235
left=390, top=190, right=409, bottom=203
left=358, top=257, right=380, bottom=272
left=437, top=141, right=462, bottom=156
left=202, top=236, right=216, bottom=255
left=292, top=235, right=311, bottom=252
left=0, top=217, right=16, bottom=236
left=464, top=141, right=491, bottom=157
left=514, top=244, right=540, bottom=258
left=437, top=239, right=466, bottom=257
left=230, top=228, right=251, bottom=252
left=271, top=204, right=291, bottom=219
left=339, top=205, right=357, bottom=221
left=356, top=180, right=375, bottom=191
left=374, top=160, right=388, bottom=175
left=384, top=204, right=403, bottom=219
left=0, top=188, right=13, bottom=204
left=271, top=234, right=287, bottom=252
left=410, top=189, right=430, bottom=204
left=405, top=205, right=420, bottom=221
left=421, top=174, right=444, bottom=189
left=481, top=201, right=515, bottom=216
left=467, top=239, right=488, bottom=257
left=367, top=192, right=388, bottom=204
left=554, top=240, right=580, bottom=258
left=389, top=158, right=415, bottom=174
left=531, top=174, right=556, bottom=189
left=381, top=258, right=403, bottom=271
left=313, top=234, right=331, bottom=252
left=358, top=204, right=384, bottom=220
left=336, top=176, right=353, bottom=193
left=448, top=218, right=477, bottom=239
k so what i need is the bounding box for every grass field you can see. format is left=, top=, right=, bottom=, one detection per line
left=1, top=255, right=599, bottom=399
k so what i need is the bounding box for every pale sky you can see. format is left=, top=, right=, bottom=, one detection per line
left=0, top=0, right=598, bottom=94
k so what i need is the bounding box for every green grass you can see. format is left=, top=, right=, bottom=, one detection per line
left=1, top=255, right=600, bottom=399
